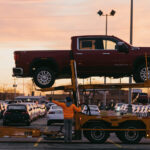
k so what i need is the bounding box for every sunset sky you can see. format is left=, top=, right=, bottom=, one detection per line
left=0, top=0, right=150, bottom=94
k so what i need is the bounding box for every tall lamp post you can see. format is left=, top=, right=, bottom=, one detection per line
left=97, top=9, right=116, bottom=109
left=128, top=0, right=133, bottom=113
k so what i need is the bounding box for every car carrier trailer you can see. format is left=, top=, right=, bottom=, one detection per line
left=2, top=55, right=150, bottom=144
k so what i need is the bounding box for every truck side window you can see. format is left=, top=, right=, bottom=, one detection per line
left=79, top=38, right=103, bottom=50
left=95, top=39, right=104, bottom=49
left=81, top=41, right=92, bottom=49
left=80, top=40, right=95, bottom=50
left=103, top=40, right=117, bottom=50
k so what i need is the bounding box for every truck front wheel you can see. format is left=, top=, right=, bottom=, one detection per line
left=133, top=64, right=150, bottom=83
left=33, top=67, right=55, bottom=88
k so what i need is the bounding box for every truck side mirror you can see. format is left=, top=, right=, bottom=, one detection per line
left=117, top=42, right=129, bottom=53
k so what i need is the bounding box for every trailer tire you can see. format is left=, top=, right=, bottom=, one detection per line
left=116, top=122, right=144, bottom=144
left=84, top=123, right=109, bottom=143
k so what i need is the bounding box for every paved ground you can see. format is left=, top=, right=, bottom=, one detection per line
left=0, top=117, right=150, bottom=150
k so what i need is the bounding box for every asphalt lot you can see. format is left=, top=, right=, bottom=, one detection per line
left=0, top=117, right=150, bottom=150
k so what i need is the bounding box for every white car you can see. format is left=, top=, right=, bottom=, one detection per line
left=132, top=105, right=138, bottom=113
left=114, top=103, right=124, bottom=112
left=47, top=105, right=64, bottom=125
left=82, top=105, right=100, bottom=115
left=142, top=105, right=150, bottom=117
left=120, top=104, right=129, bottom=114
left=139, top=105, right=147, bottom=117
left=46, top=102, right=55, bottom=110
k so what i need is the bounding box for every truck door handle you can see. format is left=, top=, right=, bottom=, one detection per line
left=103, top=53, right=110, bottom=55
left=76, top=53, right=83, bottom=55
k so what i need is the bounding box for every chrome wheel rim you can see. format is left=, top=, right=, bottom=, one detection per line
left=37, top=70, right=52, bottom=85
left=140, top=67, right=150, bottom=81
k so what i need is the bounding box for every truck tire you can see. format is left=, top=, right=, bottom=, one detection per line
left=33, top=67, right=55, bottom=88
left=116, top=123, right=144, bottom=144
left=133, top=64, right=150, bottom=83
left=84, top=123, right=109, bottom=143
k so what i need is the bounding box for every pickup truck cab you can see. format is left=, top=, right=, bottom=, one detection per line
left=13, top=35, right=150, bottom=88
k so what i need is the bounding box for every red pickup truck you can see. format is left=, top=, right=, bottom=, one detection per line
left=13, top=35, right=150, bottom=88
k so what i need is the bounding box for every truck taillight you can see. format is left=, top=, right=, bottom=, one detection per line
left=14, top=53, right=19, bottom=61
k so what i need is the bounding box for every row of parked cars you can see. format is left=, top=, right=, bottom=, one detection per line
left=115, top=103, right=150, bottom=117
left=2, top=102, right=46, bottom=126
left=47, top=102, right=100, bottom=125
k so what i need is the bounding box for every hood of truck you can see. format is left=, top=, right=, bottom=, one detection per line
left=139, top=47, right=150, bottom=51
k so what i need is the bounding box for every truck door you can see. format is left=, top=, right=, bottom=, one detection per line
left=74, top=37, right=122, bottom=75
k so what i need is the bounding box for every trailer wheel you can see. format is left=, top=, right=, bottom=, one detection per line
left=84, top=123, right=109, bottom=143
left=116, top=123, right=144, bottom=144
left=33, top=67, right=55, bottom=88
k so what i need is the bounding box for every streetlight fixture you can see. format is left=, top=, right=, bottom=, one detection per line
left=97, top=9, right=116, bottom=35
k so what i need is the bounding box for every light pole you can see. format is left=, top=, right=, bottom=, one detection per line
left=97, top=9, right=116, bottom=109
left=128, top=0, right=133, bottom=113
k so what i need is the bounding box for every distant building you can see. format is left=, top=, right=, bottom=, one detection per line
left=0, top=92, right=23, bottom=100
left=46, top=90, right=129, bottom=104
left=46, top=89, right=149, bottom=105
left=15, top=96, right=46, bottom=104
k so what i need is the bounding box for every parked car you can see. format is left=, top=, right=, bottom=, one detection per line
left=134, top=105, right=143, bottom=115
left=142, top=105, right=150, bottom=117
left=114, top=103, right=124, bottom=112
left=139, top=105, right=147, bottom=117
left=47, top=105, right=64, bottom=125
left=46, top=102, right=55, bottom=110
left=3, top=104, right=31, bottom=126
left=132, top=105, right=138, bottom=113
left=82, top=105, right=100, bottom=115
left=39, top=104, right=47, bottom=117
left=120, top=104, right=130, bottom=114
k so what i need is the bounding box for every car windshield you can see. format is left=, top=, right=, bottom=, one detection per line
left=118, top=103, right=123, bottom=106
left=8, top=105, right=26, bottom=110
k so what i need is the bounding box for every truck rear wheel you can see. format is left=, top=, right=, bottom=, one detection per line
left=84, top=123, right=109, bottom=143
left=133, top=64, right=150, bottom=83
left=33, top=67, right=55, bottom=88
left=116, top=123, right=144, bottom=144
